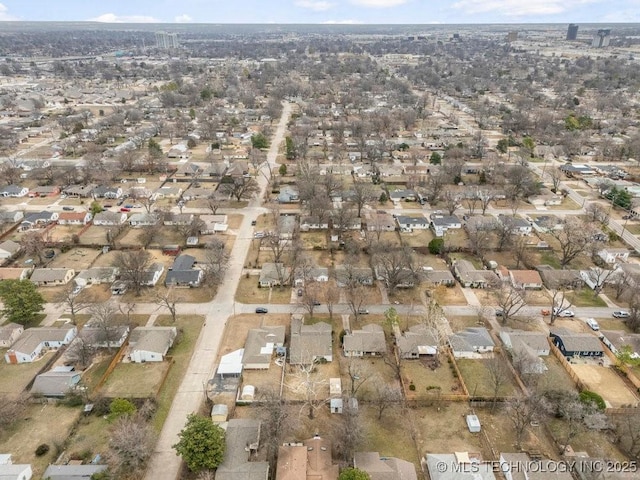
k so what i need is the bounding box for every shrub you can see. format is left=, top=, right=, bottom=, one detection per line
left=409, top=383, right=416, bottom=391
left=63, top=391, right=84, bottom=407
left=428, top=238, right=444, bottom=255
left=35, top=444, right=50, bottom=456
left=579, top=390, right=606, bottom=411
left=108, top=398, right=137, bottom=421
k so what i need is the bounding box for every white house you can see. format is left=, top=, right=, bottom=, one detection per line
left=0, top=454, right=32, bottom=480
left=430, top=214, right=462, bottom=237
left=129, top=213, right=158, bottom=227
left=74, top=267, right=118, bottom=287
left=129, top=326, right=177, bottom=363
left=0, top=185, right=29, bottom=197
left=498, top=214, right=532, bottom=235
left=0, top=323, right=24, bottom=348
left=5, top=327, right=77, bottom=364
left=598, top=248, right=630, bottom=264
left=0, top=240, right=21, bottom=260
left=30, top=268, right=75, bottom=286
left=396, top=215, right=429, bottom=231
left=93, top=211, right=127, bottom=226
left=449, top=327, right=495, bottom=359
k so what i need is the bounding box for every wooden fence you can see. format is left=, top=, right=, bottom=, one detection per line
left=548, top=338, right=585, bottom=390
left=94, top=339, right=129, bottom=392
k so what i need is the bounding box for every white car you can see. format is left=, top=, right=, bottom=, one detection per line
left=553, top=307, right=575, bottom=318
left=613, top=310, right=631, bottom=318
left=585, top=318, right=600, bottom=331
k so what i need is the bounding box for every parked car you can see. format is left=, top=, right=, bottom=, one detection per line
left=357, top=308, right=369, bottom=314
left=62, top=206, right=74, bottom=211
left=297, top=289, right=303, bottom=297
left=254, top=232, right=266, bottom=239
left=313, top=300, right=321, bottom=306
left=120, top=207, right=131, bottom=212
left=553, top=307, right=575, bottom=317
left=103, top=204, right=112, bottom=208
left=71, top=285, right=83, bottom=295
left=495, top=309, right=504, bottom=317
left=585, top=318, right=600, bottom=331
left=117, top=199, right=124, bottom=206
left=255, top=307, right=268, bottom=314
left=251, top=220, right=257, bottom=226
left=613, top=310, right=631, bottom=318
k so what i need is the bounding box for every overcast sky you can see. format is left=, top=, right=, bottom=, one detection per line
left=0, top=0, right=637, bottom=24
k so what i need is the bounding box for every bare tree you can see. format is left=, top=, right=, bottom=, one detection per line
left=65, top=337, right=96, bottom=369
left=494, top=283, right=527, bottom=325
left=333, top=396, right=363, bottom=463
left=547, top=218, right=596, bottom=268
left=287, top=358, right=328, bottom=420
left=370, top=382, right=403, bottom=420
left=373, top=245, right=418, bottom=292
left=346, top=283, right=370, bottom=324
left=0, top=395, right=26, bottom=429
left=585, top=203, right=610, bottom=225
left=440, top=188, right=460, bottom=216
left=156, top=288, right=178, bottom=323
left=345, top=359, right=370, bottom=398
left=351, top=180, right=377, bottom=218
left=112, top=250, right=153, bottom=296
left=505, top=394, right=548, bottom=448
left=478, top=188, right=495, bottom=215
left=613, top=411, right=640, bottom=460
left=56, top=284, right=93, bottom=324
left=221, top=177, right=260, bottom=202
left=324, top=283, right=339, bottom=321
left=256, top=388, right=291, bottom=471
left=300, top=281, right=322, bottom=318
left=548, top=167, right=564, bottom=192
left=201, top=239, right=230, bottom=287
left=206, top=196, right=228, bottom=214
left=88, top=301, right=123, bottom=353
left=548, top=280, right=573, bottom=325
left=422, top=300, right=448, bottom=368
left=512, top=236, right=532, bottom=269
left=21, top=231, right=46, bottom=265
left=486, top=357, right=510, bottom=412
left=138, top=223, right=161, bottom=248
left=107, top=415, right=156, bottom=477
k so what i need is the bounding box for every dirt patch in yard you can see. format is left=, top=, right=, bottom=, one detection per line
left=47, top=247, right=102, bottom=271
left=101, top=361, right=170, bottom=398
left=432, top=284, right=467, bottom=306
left=570, top=365, right=639, bottom=408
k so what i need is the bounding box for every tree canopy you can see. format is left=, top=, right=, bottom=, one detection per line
left=173, top=414, right=226, bottom=472
left=339, top=468, right=371, bottom=480
left=0, top=279, right=44, bottom=325
left=251, top=133, right=269, bottom=149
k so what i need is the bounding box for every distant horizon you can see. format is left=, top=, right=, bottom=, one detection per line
left=0, top=1, right=638, bottom=25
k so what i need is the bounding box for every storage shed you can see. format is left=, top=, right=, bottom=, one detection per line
left=466, top=414, right=481, bottom=433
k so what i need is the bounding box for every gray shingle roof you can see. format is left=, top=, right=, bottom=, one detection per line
left=343, top=324, right=386, bottom=355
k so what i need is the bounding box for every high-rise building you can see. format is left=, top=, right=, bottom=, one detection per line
left=155, top=31, right=179, bottom=50
left=592, top=29, right=611, bottom=48
left=566, top=24, right=579, bottom=41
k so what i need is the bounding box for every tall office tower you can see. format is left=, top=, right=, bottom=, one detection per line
left=592, top=29, right=611, bottom=48
left=566, top=24, right=579, bottom=40
left=155, top=31, right=179, bottom=50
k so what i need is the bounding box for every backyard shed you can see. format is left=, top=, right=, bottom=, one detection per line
left=466, top=414, right=481, bottom=433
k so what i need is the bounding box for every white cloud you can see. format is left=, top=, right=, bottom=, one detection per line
left=0, top=3, right=18, bottom=21
left=295, top=0, right=335, bottom=11
left=452, top=0, right=597, bottom=16
left=175, top=14, right=193, bottom=23
left=88, top=13, right=159, bottom=23
left=349, top=0, right=409, bottom=7
left=323, top=19, right=364, bottom=24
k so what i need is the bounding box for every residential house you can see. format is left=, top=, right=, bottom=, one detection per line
left=63, top=184, right=96, bottom=198
left=389, top=189, right=417, bottom=202
left=0, top=240, right=21, bottom=260
left=295, top=266, right=329, bottom=286
left=92, top=185, right=123, bottom=199
left=363, top=211, right=396, bottom=232
left=31, top=368, right=81, bottom=397
left=0, top=323, right=23, bottom=348
left=167, top=143, right=190, bottom=159
left=425, top=453, right=496, bottom=480
left=277, top=186, right=300, bottom=204
left=141, top=263, right=164, bottom=287
left=500, top=453, right=573, bottom=480
left=549, top=327, right=604, bottom=358
left=449, top=327, right=495, bottom=358
left=154, top=186, right=183, bottom=200
left=464, top=215, right=498, bottom=232
left=57, top=211, right=92, bottom=225
left=278, top=215, right=297, bottom=240
left=93, top=211, right=127, bottom=226
left=343, top=324, right=386, bottom=357
left=19, top=211, right=58, bottom=230
left=42, top=465, right=107, bottom=480
left=353, top=452, right=417, bottom=480
left=453, top=260, right=498, bottom=289
left=182, top=187, right=214, bottom=201
left=176, top=162, right=203, bottom=177
left=580, top=267, right=617, bottom=291
left=216, top=348, right=244, bottom=378
left=397, top=324, right=439, bottom=359
left=128, top=326, right=177, bottom=363
left=276, top=436, right=339, bottom=480
left=79, top=323, right=130, bottom=349
left=30, top=268, right=75, bottom=286
left=599, top=330, right=640, bottom=357
left=509, top=270, right=543, bottom=290
left=289, top=316, right=333, bottom=365
left=497, top=215, right=532, bottom=235
left=598, top=248, right=630, bottom=264
left=242, top=326, right=286, bottom=370
left=499, top=329, right=549, bottom=374
left=129, top=213, right=159, bottom=227
left=537, top=266, right=584, bottom=290
left=0, top=456, right=32, bottom=480
left=74, top=267, right=118, bottom=287
left=0, top=268, right=30, bottom=281
left=216, top=419, right=270, bottom=480
left=28, top=185, right=59, bottom=197
left=531, top=215, right=563, bottom=233
left=300, top=216, right=329, bottom=231
left=560, top=163, right=595, bottom=177
left=335, top=266, right=374, bottom=287
left=5, top=326, right=77, bottom=364
left=396, top=214, right=429, bottom=231
left=259, top=263, right=291, bottom=287
left=0, top=185, right=29, bottom=197
left=430, top=214, right=462, bottom=237
left=423, top=269, right=456, bottom=287
left=199, top=214, right=228, bottom=234
left=0, top=210, right=24, bottom=224
left=163, top=213, right=193, bottom=226
left=165, top=254, right=203, bottom=287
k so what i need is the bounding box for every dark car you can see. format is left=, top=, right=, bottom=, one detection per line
left=117, top=200, right=124, bottom=206
left=622, top=215, right=634, bottom=220
left=44, top=250, right=55, bottom=259
left=495, top=309, right=504, bottom=317
left=297, top=289, right=303, bottom=297
left=62, top=206, right=74, bottom=211
left=103, top=204, right=112, bottom=208
left=255, top=307, right=268, bottom=314
left=313, top=300, right=321, bottom=306
left=251, top=220, right=257, bottom=226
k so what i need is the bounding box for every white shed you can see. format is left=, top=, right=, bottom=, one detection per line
left=466, top=414, right=481, bottom=433
left=241, top=385, right=255, bottom=401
